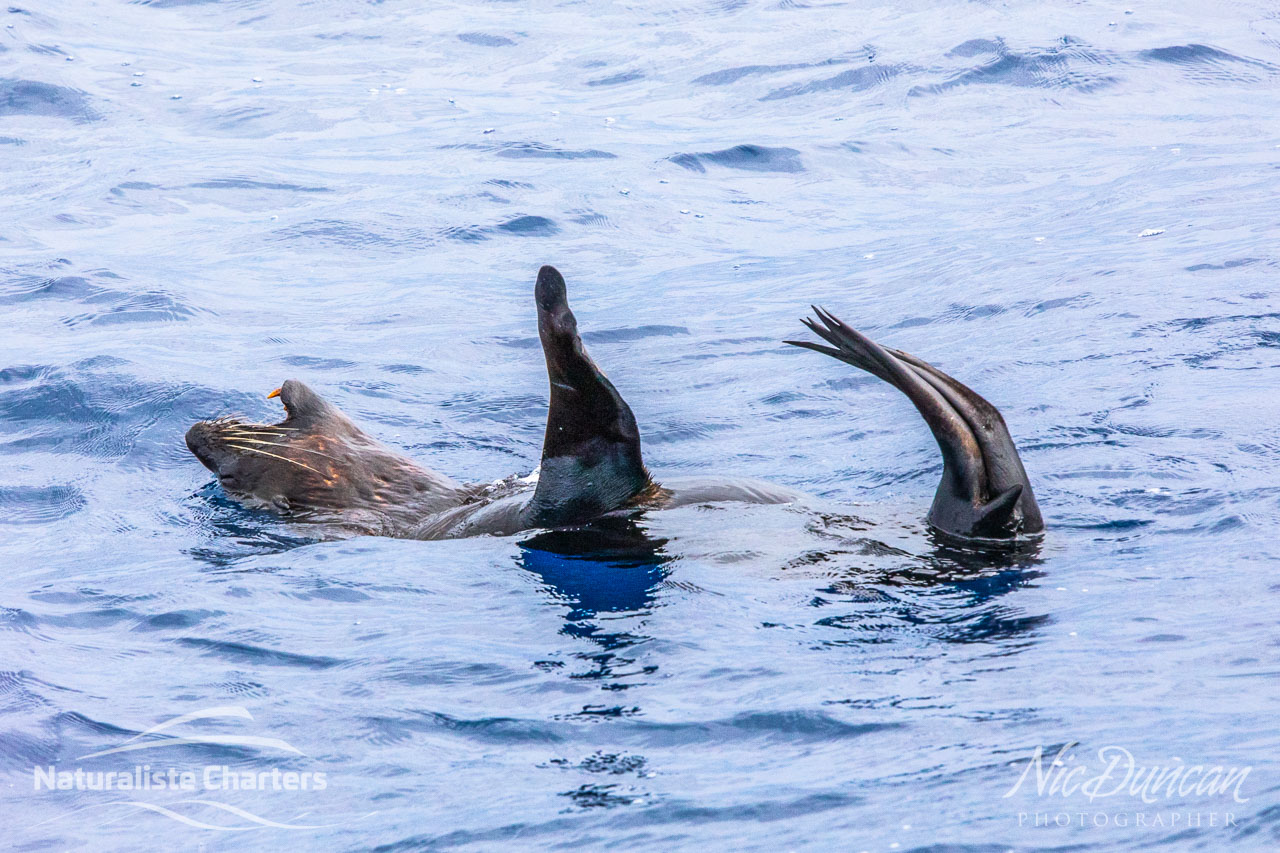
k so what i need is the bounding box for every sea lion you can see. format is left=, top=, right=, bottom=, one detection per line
left=186, top=266, right=1041, bottom=543
left=186, top=266, right=792, bottom=539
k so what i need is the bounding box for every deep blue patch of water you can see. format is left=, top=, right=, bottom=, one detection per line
left=2, top=0, right=1278, bottom=849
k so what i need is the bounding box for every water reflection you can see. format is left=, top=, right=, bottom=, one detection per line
left=517, top=514, right=673, bottom=619
left=518, top=508, right=1049, bottom=657
left=789, top=512, right=1050, bottom=647
left=517, top=515, right=672, bottom=689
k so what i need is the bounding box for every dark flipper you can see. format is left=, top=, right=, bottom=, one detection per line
left=786, top=308, right=1043, bottom=541
left=525, top=266, right=653, bottom=527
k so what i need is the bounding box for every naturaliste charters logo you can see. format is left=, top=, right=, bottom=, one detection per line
left=31, top=706, right=341, bottom=831
left=1003, top=742, right=1251, bottom=804
left=34, top=763, right=327, bottom=794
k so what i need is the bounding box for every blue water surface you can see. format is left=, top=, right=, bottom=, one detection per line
left=2, top=0, right=1279, bottom=850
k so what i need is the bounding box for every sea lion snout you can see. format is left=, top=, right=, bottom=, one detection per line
left=185, top=421, right=250, bottom=491
left=185, top=421, right=221, bottom=473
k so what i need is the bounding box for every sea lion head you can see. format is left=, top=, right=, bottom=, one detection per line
left=187, top=379, right=465, bottom=521
left=185, top=379, right=350, bottom=510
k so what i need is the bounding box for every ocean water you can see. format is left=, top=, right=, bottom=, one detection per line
left=2, top=0, right=1279, bottom=849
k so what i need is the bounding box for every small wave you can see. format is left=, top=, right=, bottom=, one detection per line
left=659, top=790, right=859, bottom=824
left=380, top=363, right=428, bottom=375
left=1139, top=43, right=1278, bottom=70
left=693, top=59, right=844, bottom=86
left=133, top=0, right=231, bottom=7
left=0, top=730, right=59, bottom=770
left=43, top=607, right=139, bottom=630
left=581, top=325, right=690, bottom=343
left=0, top=78, right=97, bottom=122
left=1, top=272, right=196, bottom=326
left=587, top=70, right=645, bottom=87
left=494, top=142, right=617, bottom=160
left=440, top=224, right=490, bottom=242
left=1136, top=43, right=1280, bottom=86
left=131, top=609, right=224, bottom=632
left=570, top=211, right=612, bottom=227
left=0, top=607, right=42, bottom=635
left=669, top=144, right=804, bottom=173
left=443, top=214, right=560, bottom=239
left=458, top=32, right=516, bottom=47
left=1185, top=258, right=1263, bottom=272
left=0, top=485, right=87, bottom=524
left=174, top=638, right=346, bottom=669
left=359, top=710, right=563, bottom=746
left=279, top=355, right=358, bottom=370
left=761, top=63, right=904, bottom=100
left=496, top=215, right=559, bottom=236
left=269, top=219, right=433, bottom=254
left=631, top=710, right=900, bottom=745
left=188, top=178, right=332, bottom=193
left=911, top=37, right=1118, bottom=95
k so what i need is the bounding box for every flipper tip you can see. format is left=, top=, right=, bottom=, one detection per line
left=536, top=265, right=567, bottom=311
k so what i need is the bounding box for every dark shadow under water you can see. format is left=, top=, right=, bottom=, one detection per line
left=516, top=513, right=1047, bottom=653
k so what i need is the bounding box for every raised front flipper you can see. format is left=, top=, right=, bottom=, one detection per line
left=786, top=308, right=1043, bottom=542
left=524, top=266, right=655, bottom=527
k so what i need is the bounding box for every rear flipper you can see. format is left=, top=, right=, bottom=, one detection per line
left=523, top=266, right=655, bottom=527
left=786, top=308, right=1043, bottom=542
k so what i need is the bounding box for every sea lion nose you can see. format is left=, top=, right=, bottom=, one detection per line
left=185, top=422, right=219, bottom=472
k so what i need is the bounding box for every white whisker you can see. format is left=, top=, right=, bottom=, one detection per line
left=227, top=437, right=338, bottom=461
left=227, top=444, right=323, bottom=475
